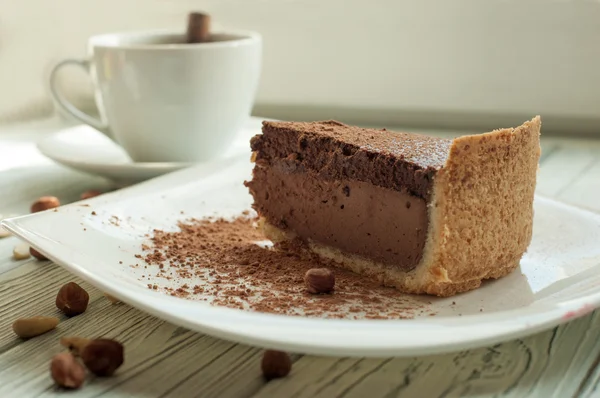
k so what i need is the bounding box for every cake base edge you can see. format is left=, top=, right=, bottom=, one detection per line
left=260, top=219, right=519, bottom=297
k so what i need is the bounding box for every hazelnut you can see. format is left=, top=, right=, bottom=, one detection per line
left=261, top=350, right=291, bottom=380
left=30, top=247, right=48, bottom=260
left=60, top=336, right=91, bottom=356
left=81, top=339, right=124, bottom=376
left=56, top=282, right=89, bottom=316
left=31, top=196, right=60, bottom=213
left=304, top=268, right=335, bottom=294
left=50, top=352, right=86, bottom=389
left=80, top=190, right=102, bottom=200
left=12, top=316, right=59, bottom=339
left=12, top=243, right=31, bottom=260
left=0, top=225, right=12, bottom=238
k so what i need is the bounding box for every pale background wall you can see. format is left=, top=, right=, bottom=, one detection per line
left=1, top=0, right=600, bottom=134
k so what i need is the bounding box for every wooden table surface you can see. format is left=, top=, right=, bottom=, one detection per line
left=1, top=119, right=600, bottom=398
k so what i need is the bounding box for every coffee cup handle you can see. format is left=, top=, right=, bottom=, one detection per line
left=50, top=59, right=111, bottom=137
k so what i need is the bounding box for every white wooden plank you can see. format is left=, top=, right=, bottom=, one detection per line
left=576, top=355, right=600, bottom=397
left=160, top=345, right=270, bottom=398
left=0, top=263, right=272, bottom=398
left=556, top=157, right=600, bottom=212
left=0, top=165, right=113, bottom=215
left=0, top=159, right=113, bottom=276
left=539, top=143, right=558, bottom=165
left=536, top=146, right=598, bottom=199
left=252, top=312, right=600, bottom=398
left=0, top=263, right=103, bottom=348
left=0, top=235, right=31, bottom=274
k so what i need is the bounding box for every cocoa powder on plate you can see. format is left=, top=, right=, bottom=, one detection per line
left=138, top=215, right=434, bottom=319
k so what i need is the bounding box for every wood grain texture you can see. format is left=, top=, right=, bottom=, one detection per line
left=537, top=146, right=600, bottom=200
left=0, top=263, right=272, bottom=398
left=2, top=262, right=600, bottom=398
left=0, top=124, right=599, bottom=397
left=252, top=313, right=600, bottom=398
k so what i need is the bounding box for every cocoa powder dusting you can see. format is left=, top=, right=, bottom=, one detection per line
left=138, top=215, right=433, bottom=319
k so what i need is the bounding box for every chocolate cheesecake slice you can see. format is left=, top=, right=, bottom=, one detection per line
left=245, top=117, right=541, bottom=297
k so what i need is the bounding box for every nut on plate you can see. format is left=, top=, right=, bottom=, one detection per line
left=304, top=268, right=335, bottom=294
left=261, top=350, right=291, bottom=380
left=81, top=339, right=124, bottom=376
left=12, top=316, right=59, bottom=339
left=56, top=282, right=90, bottom=316
left=31, top=196, right=60, bottom=213
left=50, top=352, right=86, bottom=389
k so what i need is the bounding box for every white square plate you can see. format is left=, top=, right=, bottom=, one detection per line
left=4, top=154, right=600, bottom=357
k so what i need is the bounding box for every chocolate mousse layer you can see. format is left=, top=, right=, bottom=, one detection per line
left=247, top=162, right=428, bottom=270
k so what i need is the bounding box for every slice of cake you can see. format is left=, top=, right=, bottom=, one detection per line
left=245, top=117, right=541, bottom=297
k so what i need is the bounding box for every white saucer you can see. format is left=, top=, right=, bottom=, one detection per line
left=37, top=117, right=264, bottom=185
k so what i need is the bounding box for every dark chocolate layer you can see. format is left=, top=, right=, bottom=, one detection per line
left=246, top=161, right=428, bottom=270
left=251, top=120, right=453, bottom=200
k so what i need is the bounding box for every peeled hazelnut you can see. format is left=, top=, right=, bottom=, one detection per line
left=31, top=196, right=60, bottom=213
left=60, top=336, right=92, bottom=356
left=50, top=352, right=86, bottom=389
left=56, top=282, right=89, bottom=316
left=81, top=339, right=124, bottom=376
left=304, top=268, right=335, bottom=294
left=261, top=350, right=291, bottom=380
left=0, top=225, right=12, bottom=238
left=12, top=243, right=31, bottom=260
left=12, top=316, right=59, bottom=339
left=30, top=247, right=48, bottom=261
left=80, top=190, right=102, bottom=200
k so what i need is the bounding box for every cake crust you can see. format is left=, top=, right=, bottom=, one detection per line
left=415, top=116, right=541, bottom=296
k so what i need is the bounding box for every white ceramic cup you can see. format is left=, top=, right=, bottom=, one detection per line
left=50, top=30, right=262, bottom=163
